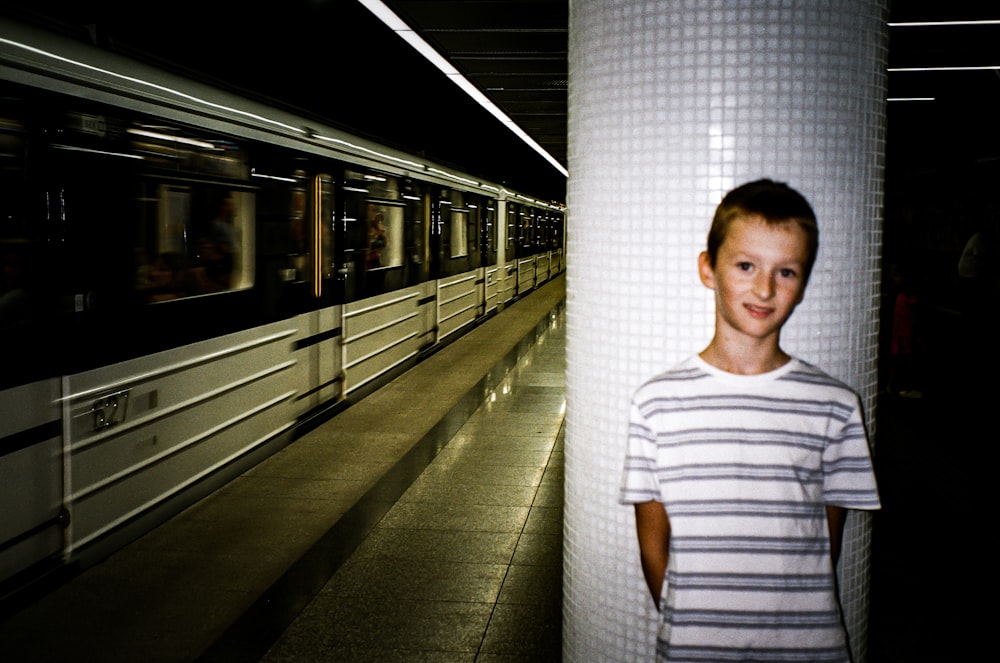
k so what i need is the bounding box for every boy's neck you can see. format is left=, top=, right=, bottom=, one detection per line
left=699, top=338, right=791, bottom=376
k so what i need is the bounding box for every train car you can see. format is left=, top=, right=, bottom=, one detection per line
left=0, top=17, right=565, bottom=602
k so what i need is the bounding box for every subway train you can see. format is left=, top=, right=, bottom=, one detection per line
left=0, top=17, right=565, bottom=603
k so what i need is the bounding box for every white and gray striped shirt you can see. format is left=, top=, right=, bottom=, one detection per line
left=620, top=355, right=880, bottom=662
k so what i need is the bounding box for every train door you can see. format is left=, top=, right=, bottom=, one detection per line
left=435, top=188, right=482, bottom=343
left=0, top=100, right=64, bottom=588
left=253, top=164, right=339, bottom=415
left=516, top=205, right=538, bottom=295
left=338, top=169, right=431, bottom=394
left=550, top=209, right=565, bottom=274
left=481, top=197, right=500, bottom=315
left=536, top=210, right=551, bottom=284
left=310, top=173, right=344, bottom=405
left=502, top=201, right=519, bottom=305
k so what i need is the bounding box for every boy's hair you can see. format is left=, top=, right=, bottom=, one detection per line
left=706, top=179, right=819, bottom=281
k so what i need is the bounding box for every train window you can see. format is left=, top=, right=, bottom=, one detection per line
left=317, top=174, right=336, bottom=283
left=365, top=203, right=404, bottom=270
left=343, top=168, right=404, bottom=273
left=436, top=189, right=484, bottom=277
left=0, top=110, right=41, bottom=383
left=343, top=168, right=424, bottom=300
left=516, top=207, right=535, bottom=257
left=255, top=167, right=310, bottom=282
left=0, top=115, right=29, bottom=261
left=31, top=105, right=259, bottom=307
left=482, top=200, right=497, bottom=266
left=135, top=185, right=254, bottom=303
left=405, top=184, right=430, bottom=282
left=507, top=204, right=518, bottom=254
left=526, top=208, right=538, bottom=252
left=548, top=212, right=564, bottom=251
left=448, top=206, right=469, bottom=259
left=439, top=189, right=478, bottom=262
left=248, top=164, right=315, bottom=316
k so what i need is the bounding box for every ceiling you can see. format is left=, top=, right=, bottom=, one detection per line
left=384, top=0, right=567, bottom=166
left=2, top=1, right=999, bottom=207
left=886, top=2, right=1000, bottom=171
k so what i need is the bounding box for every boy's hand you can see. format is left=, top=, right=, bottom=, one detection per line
left=634, top=501, right=671, bottom=606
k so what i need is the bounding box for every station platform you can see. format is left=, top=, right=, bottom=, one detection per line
left=0, top=275, right=566, bottom=662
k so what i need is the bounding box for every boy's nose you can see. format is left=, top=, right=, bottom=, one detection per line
left=754, top=273, right=775, bottom=299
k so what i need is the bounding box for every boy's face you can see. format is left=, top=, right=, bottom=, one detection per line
left=698, top=214, right=810, bottom=345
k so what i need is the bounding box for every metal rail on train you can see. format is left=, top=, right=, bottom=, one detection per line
left=0, top=17, right=565, bottom=605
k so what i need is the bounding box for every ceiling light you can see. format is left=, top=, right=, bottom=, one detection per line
left=888, top=20, right=1000, bottom=27
left=888, top=66, right=1000, bottom=72
left=356, top=0, right=568, bottom=178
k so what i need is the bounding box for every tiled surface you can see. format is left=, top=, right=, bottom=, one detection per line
left=565, top=1, right=886, bottom=659
left=0, top=276, right=565, bottom=662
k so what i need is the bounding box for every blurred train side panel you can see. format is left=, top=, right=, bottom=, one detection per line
left=0, top=18, right=564, bottom=603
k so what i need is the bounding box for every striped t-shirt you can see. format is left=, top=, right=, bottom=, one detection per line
left=620, top=355, right=880, bottom=662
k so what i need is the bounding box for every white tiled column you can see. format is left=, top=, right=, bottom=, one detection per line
left=564, top=2, right=887, bottom=661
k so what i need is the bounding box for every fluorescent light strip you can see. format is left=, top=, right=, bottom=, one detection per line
left=889, top=20, right=1000, bottom=27
left=356, top=0, right=568, bottom=178
left=888, top=65, right=1000, bottom=72
left=887, top=97, right=936, bottom=102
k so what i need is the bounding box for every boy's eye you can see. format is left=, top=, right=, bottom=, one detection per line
left=737, top=262, right=752, bottom=271
left=779, top=268, right=798, bottom=278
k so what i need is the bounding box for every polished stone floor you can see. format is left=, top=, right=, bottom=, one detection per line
left=256, top=313, right=565, bottom=662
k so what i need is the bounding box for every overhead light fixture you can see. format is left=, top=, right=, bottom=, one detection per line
left=356, top=0, right=568, bottom=178
left=889, top=65, right=1000, bottom=72
left=888, top=20, right=1000, bottom=27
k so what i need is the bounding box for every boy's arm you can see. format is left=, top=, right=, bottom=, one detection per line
left=634, top=500, right=671, bottom=607
left=826, top=505, right=846, bottom=565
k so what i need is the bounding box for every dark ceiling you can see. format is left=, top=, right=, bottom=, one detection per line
left=1, top=0, right=569, bottom=202
left=2, top=1, right=999, bottom=208
left=386, top=0, right=567, bottom=164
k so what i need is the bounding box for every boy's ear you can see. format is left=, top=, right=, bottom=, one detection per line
left=697, top=251, right=716, bottom=290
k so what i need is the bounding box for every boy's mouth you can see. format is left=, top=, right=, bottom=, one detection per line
left=744, top=303, right=773, bottom=319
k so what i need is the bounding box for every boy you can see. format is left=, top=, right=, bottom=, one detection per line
left=619, top=180, right=880, bottom=662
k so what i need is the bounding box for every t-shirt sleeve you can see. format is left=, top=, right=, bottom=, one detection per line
left=822, top=396, right=881, bottom=510
left=619, top=396, right=663, bottom=505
